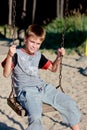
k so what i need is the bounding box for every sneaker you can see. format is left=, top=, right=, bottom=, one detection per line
left=82, top=67, right=87, bottom=76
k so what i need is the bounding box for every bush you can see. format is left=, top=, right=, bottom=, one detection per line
left=41, top=15, right=87, bottom=55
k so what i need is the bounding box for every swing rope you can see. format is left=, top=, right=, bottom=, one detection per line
left=7, top=0, right=28, bottom=116
left=56, top=30, right=65, bottom=92
left=56, top=0, right=69, bottom=92
left=12, top=0, right=16, bottom=43
left=8, top=0, right=16, bottom=99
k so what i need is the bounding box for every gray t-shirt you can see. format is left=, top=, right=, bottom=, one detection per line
left=12, top=49, right=46, bottom=95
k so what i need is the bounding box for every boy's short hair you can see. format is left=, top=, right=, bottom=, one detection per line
left=26, top=24, right=46, bottom=41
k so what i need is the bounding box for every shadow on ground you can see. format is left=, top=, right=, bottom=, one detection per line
left=0, top=122, right=16, bottom=130
left=0, top=109, right=24, bottom=130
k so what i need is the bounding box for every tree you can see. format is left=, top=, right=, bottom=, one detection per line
left=56, top=0, right=64, bottom=18
left=32, top=0, right=37, bottom=23
left=8, top=0, right=12, bottom=25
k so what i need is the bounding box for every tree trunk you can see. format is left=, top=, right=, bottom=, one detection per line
left=56, top=0, right=64, bottom=18
left=8, top=0, right=12, bottom=25
left=61, top=0, right=64, bottom=18
left=32, top=0, right=37, bottom=23
left=23, top=0, right=27, bottom=12
left=57, top=0, right=60, bottom=18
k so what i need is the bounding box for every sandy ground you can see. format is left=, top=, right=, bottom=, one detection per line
left=0, top=40, right=87, bottom=130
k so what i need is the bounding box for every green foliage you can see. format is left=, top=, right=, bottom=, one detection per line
left=41, top=15, right=87, bottom=55
left=44, top=18, right=64, bottom=33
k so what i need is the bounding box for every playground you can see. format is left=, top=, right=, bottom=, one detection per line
left=0, top=40, right=87, bottom=130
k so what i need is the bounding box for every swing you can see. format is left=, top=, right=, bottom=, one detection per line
left=7, top=0, right=66, bottom=116
left=7, top=85, right=56, bottom=116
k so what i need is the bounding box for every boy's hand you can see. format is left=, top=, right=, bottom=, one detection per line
left=8, top=45, right=16, bottom=57
left=57, top=47, right=65, bottom=58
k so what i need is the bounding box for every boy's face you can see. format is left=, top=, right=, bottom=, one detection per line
left=25, top=36, right=42, bottom=54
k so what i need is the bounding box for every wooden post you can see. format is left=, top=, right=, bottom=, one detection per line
left=8, top=0, right=12, bottom=25
left=56, top=0, right=64, bottom=18
left=32, top=0, right=37, bottom=23
left=23, top=0, right=27, bottom=12
left=85, top=39, right=87, bottom=56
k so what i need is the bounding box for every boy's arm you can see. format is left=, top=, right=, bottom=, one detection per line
left=2, top=45, right=16, bottom=77
left=48, top=56, right=61, bottom=72
left=48, top=47, right=65, bottom=72
left=3, top=54, right=13, bottom=77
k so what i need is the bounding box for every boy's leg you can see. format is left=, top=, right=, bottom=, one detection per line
left=71, top=124, right=80, bottom=130
left=43, top=84, right=81, bottom=129
left=17, top=88, right=44, bottom=130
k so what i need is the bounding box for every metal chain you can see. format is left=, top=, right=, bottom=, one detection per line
left=12, top=0, right=16, bottom=44
left=56, top=0, right=69, bottom=93
left=10, top=0, right=16, bottom=96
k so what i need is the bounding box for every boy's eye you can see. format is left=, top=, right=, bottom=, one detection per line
left=29, top=40, right=41, bottom=45
left=29, top=40, right=35, bottom=43
left=37, top=43, right=41, bottom=45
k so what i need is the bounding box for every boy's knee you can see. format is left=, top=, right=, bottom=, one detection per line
left=33, top=115, right=42, bottom=121
left=67, top=102, right=81, bottom=126
left=29, top=114, right=42, bottom=124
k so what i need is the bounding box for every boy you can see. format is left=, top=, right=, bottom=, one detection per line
left=2, top=24, right=81, bottom=130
